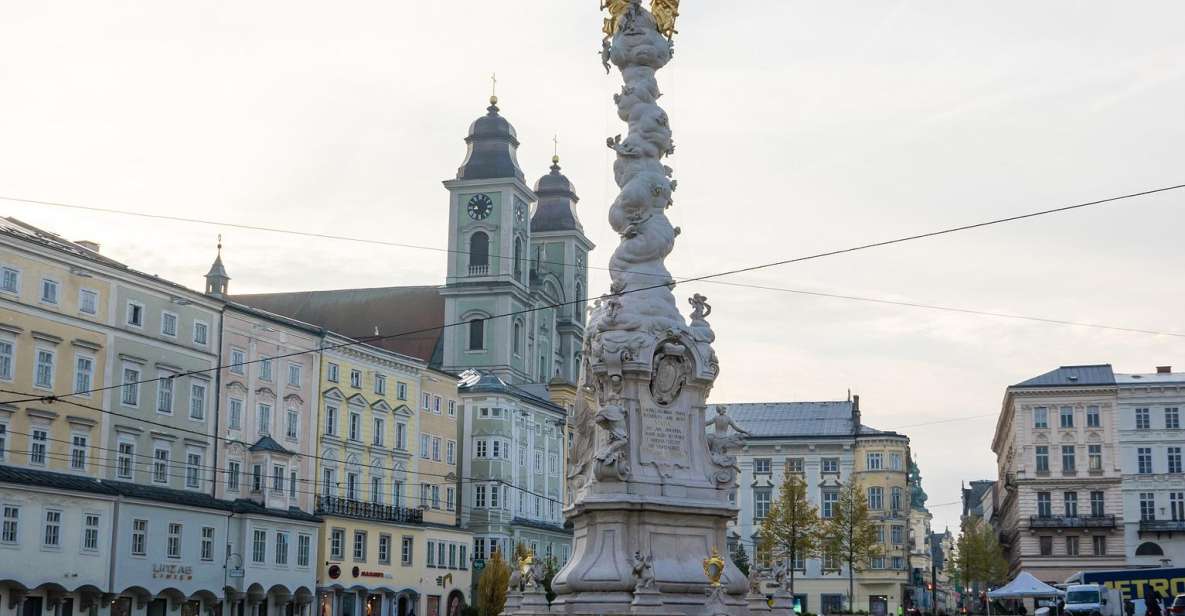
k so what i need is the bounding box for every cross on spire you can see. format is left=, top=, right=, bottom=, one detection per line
left=489, top=72, right=498, bottom=105
left=552, top=133, right=560, bottom=164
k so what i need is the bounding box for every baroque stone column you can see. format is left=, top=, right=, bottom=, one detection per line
left=550, top=2, right=747, bottom=614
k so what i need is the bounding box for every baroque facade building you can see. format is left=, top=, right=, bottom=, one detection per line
left=991, top=365, right=1126, bottom=582
left=721, top=396, right=914, bottom=616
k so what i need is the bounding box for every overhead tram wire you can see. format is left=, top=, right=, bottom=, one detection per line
left=5, top=181, right=1183, bottom=407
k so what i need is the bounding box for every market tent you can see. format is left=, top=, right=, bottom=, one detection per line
left=988, top=571, right=1064, bottom=599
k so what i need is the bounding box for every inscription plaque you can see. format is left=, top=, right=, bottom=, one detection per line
left=640, top=405, right=690, bottom=465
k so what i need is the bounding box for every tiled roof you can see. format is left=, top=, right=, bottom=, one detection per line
left=708, top=401, right=894, bottom=438
left=0, top=464, right=119, bottom=495
left=1115, top=371, right=1185, bottom=385
left=1012, top=364, right=1115, bottom=388
left=248, top=435, right=295, bottom=455
left=458, top=370, right=564, bottom=413
left=233, top=286, right=445, bottom=364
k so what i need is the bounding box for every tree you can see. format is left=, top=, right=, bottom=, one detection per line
left=476, top=550, right=511, bottom=616
left=823, top=480, right=881, bottom=611
left=952, top=518, right=1008, bottom=602
left=760, top=473, right=822, bottom=600
left=732, top=543, right=751, bottom=577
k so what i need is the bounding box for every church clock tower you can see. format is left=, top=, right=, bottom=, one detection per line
left=441, top=95, right=537, bottom=382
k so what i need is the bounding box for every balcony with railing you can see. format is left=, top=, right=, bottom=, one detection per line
left=1029, top=514, right=1116, bottom=529
left=468, top=264, right=489, bottom=276
left=1139, top=519, right=1185, bottom=533
left=316, top=494, right=424, bottom=524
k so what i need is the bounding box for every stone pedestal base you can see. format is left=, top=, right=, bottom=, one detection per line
left=501, top=591, right=522, bottom=616
left=745, top=593, right=771, bottom=614
left=768, top=591, right=793, bottom=616
left=511, top=589, right=550, bottom=616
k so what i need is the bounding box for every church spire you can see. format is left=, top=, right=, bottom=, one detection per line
left=204, top=235, right=230, bottom=298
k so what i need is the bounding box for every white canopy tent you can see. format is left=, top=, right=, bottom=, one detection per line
left=986, top=571, right=1064, bottom=615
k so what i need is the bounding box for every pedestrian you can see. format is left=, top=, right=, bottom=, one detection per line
left=1147, top=591, right=1163, bottom=616
left=1058, top=597, right=1066, bottom=616
left=1124, top=599, right=1135, bottom=616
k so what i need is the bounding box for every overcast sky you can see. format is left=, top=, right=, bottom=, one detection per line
left=3, top=1, right=1184, bottom=532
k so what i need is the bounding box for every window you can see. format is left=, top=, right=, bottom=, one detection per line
left=297, top=534, right=311, bottom=567
left=346, top=472, right=358, bottom=500
left=131, top=519, right=147, bottom=556
left=1065, top=535, right=1080, bottom=556
left=489, top=484, right=499, bottom=508
left=822, top=490, right=838, bottom=518
left=1062, top=445, right=1076, bottom=472
left=468, top=319, right=484, bottom=351
left=475, top=485, right=487, bottom=508
left=447, top=440, right=456, bottom=464
left=1138, top=447, right=1153, bottom=474
left=784, top=457, right=804, bottom=474
left=186, top=452, right=202, bottom=488
left=1170, top=447, right=1183, bottom=474
left=1136, top=408, right=1151, bottom=430
left=1087, top=405, right=1100, bottom=428
left=891, top=486, right=903, bottom=512
left=432, top=437, right=441, bottom=461
left=35, top=348, right=55, bottom=389
left=866, top=452, right=883, bottom=470
left=448, top=400, right=456, bottom=417
left=891, top=525, right=903, bottom=545
left=371, top=477, right=382, bottom=504
left=41, top=279, right=59, bottom=304
left=290, top=470, right=297, bottom=498
left=1172, top=493, right=1185, bottom=521
left=375, top=374, right=386, bottom=395
left=121, top=364, right=140, bottom=405
left=118, top=442, right=134, bottom=478
left=1039, top=535, right=1053, bottom=556
left=422, top=392, right=431, bottom=410
left=42, top=510, right=61, bottom=548
left=1165, top=407, right=1182, bottom=430
left=402, top=536, right=414, bottom=565
left=868, top=486, right=884, bottom=510
left=153, top=447, right=169, bottom=483
left=276, top=532, right=289, bottom=565
left=1092, top=535, right=1107, bottom=556
left=433, top=395, right=442, bottom=414
left=74, top=355, right=94, bottom=394
left=258, top=403, right=272, bottom=435
left=1088, top=444, right=1102, bottom=471
left=378, top=534, right=391, bottom=564
left=288, top=363, right=301, bottom=387
left=273, top=465, right=286, bottom=492
left=1140, top=493, right=1156, bottom=521
left=252, top=465, right=263, bottom=492
left=446, top=487, right=456, bottom=511
left=71, top=434, right=88, bottom=470
left=229, top=349, right=246, bottom=374
left=1063, top=492, right=1078, bottom=517
left=0, top=422, right=6, bottom=461
left=189, top=381, right=206, bottom=419
left=228, top=397, right=243, bottom=430
left=392, top=480, right=403, bottom=506
left=201, top=527, right=215, bottom=561
left=397, top=381, right=408, bottom=400
left=753, top=458, right=771, bottom=474
left=373, top=418, right=385, bottom=446
left=1059, top=405, right=1074, bottom=428
left=2, top=506, right=19, bottom=544
left=0, top=267, right=18, bottom=294
left=161, top=312, right=178, bottom=337
left=1035, top=446, right=1049, bottom=472
left=259, top=358, right=273, bottom=382
left=754, top=487, right=772, bottom=520
left=353, top=531, right=367, bottom=561
left=156, top=372, right=174, bottom=413
left=349, top=412, right=361, bottom=441
left=325, top=405, right=338, bottom=436
left=330, top=528, right=345, bottom=560
left=1034, top=406, right=1048, bottom=428
left=534, top=450, right=543, bottom=471
left=889, top=452, right=903, bottom=470
left=1091, top=491, right=1105, bottom=517
left=30, top=429, right=48, bottom=465
left=252, top=529, right=266, bottom=563
left=227, top=461, right=240, bottom=492
left=126, top=301, right=143, bottom=326
left=396, top=423, right=407, bottom=450
left=193, top=321, right=208, bottom=346
left=427, top=540, right=436, bottom=567
left=1037, top=492, right=1052, bottom=518
left=349, top=369, right=361, bottom=388
left=78, top=289, right=98, bottom=315
left=286, top=410, right=298, bottom=440
left=82, top=514, right=100, bottom=552
left=327, top=362, right=339, bottom=382
left=871, top=556, right=885, bottom=570
left=0, top=339, right=12, bottom=380
left=474, top=439, right=487, bottom=458
left=167, top=523, right=182, bottom=558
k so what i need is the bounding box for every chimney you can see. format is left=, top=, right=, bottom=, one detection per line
left=76, top=240, right=100, bottom=253
left=852, top=394, right=861, bottom=433
left=1157, top=366, right=1172, bottom=374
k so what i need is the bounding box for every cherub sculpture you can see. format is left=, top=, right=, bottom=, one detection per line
left=631, top=551, right=656, bottom=591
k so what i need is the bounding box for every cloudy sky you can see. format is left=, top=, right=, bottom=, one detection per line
left=3, top=1, right=1184, bottom=531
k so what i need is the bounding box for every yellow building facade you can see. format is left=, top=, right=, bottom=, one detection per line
left=853, top=434, right=912, bottom=615
left=314, top=335, right=470, bottom=616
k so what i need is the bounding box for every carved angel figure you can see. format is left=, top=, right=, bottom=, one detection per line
left=706, top=406, right=750, bottom=472
left=631, top=551, right=656, bottom=591
left=688, top=293, right=711, bottom=321
left=650, top=0, right=680, bottom=39
left=601, top=0, right=635, bottom=39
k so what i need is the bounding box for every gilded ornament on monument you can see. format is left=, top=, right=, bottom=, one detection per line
left=703, top=547, right=726, bottom=587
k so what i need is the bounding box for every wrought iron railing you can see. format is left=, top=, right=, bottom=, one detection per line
left=1029, top=514, right=1115, bottom=529
left=316, top=495, right=423, bottom=524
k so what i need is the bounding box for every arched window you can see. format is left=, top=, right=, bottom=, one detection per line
left=513, top=237, right=523, bottom=280
left=469, top=232, right=489, bottom=275
left=575, top=281, right=584, bottom=319
left=539, top=355, right=547, bottom=381
left=513, top=321, right=522, bottom=355
left=1136, top=542, right=1164, bottom=556
left=468, top=319, right=485, bottom=351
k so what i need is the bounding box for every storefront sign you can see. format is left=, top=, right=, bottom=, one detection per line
left=328, top=565, right=341, bottom=579
left=152, top=564, right=194, bottom=581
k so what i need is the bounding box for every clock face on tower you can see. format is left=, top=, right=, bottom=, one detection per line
left=515, top=204, right=526, bottom=224
left=467, top=193, right=494, bottom=220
